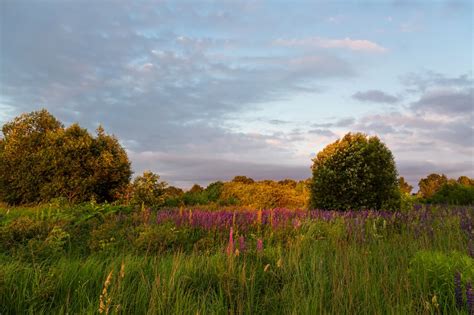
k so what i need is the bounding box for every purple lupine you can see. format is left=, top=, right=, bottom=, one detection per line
left=256, top=239, right=263, bottom=253
left=239, top=235, right=246, bottom=253
left=455, top=272, right=463, bottom=308
left=467, top=282, right=473, bottom=315
left=469, top=239, right=474, bottom=258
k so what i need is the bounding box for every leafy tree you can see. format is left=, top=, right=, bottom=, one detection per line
left=232, top=176, right=255, bottom=184
left=309, top=132, right=400, bottom=210
left=398, top=177, right=413, bottom=194
left=131, top=171, right=167, bottom=207
left=189, top=184, right=204, bottom=194
left=0, top=109, right=131, bottom=204
left=278, top=179, right=297, bottom=188
left=418, top=174, right=448, bottom=199
left=204, top=181, right=224, bottom=202
left=428, top=182, right=474, bottom=205
left=457, top=176, right=474, bottom=186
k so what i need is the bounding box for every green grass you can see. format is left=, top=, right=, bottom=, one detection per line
left=0, top=204, right=472, bottom=314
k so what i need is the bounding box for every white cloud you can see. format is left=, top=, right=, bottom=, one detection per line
left=274, top=37, right=387, bottom=53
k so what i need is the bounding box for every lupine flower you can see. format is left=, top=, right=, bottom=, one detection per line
left=467, top=282, right=473, bottom=315
left=226, top=227, right=234, bottom=256
left=239, top=235, right=246, bottom=253
left=469, top=239, right=474, bottom=258
left=455, top=272, right=463, bottom=308
left=256, top=239, right=263, bottom=253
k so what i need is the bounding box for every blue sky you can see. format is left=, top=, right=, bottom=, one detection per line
left=0, top=0, right=472, bottom=188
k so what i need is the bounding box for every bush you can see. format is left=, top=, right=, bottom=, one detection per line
left=427, top=183, right=474, bottom=205
left=130, top=171, right=167, bottom=207
left=310, top=132, right=400, bottom=210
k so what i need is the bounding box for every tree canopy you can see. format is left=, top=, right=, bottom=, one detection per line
left=309, top=132, right=400, bottom=210
left=0, top=109, right=131, bottom=204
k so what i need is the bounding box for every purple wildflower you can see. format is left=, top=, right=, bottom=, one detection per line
left=455, top=272, right=463, bottom=308
left=467, top=282, right=473, bottom=315
left=469, top=239, right=474, bottom=258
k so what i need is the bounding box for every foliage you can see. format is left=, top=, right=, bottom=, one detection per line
left=232, top=175, right=255, bottom=184
left=458, top=176, right=474, bottom=186
left=310, top=132, right=401, bottom=210
left=130, top=171, right=167, bottom=207
left=399, top=176, right=413, bottom=194
left=418, top=173, right=448, bottom=199
left=427, top=183, right=474, bottom=205
left=0, top=110, right=131, bottom=205
left=220, top=180, right=309, bottom=209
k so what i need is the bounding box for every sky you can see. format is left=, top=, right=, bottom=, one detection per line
left=0, top=0, right=473, bottom=189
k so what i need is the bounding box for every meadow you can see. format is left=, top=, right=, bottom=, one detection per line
left=0, top=203, right=473, bottom=314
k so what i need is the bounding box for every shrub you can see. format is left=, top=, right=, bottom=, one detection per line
left=428, top=183, right=474, bottom=205
left=130, top=171, right=167, bottom=207
left=310, top=132, right=400, bottom=210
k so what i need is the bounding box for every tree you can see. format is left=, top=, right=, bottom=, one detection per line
left=309, top=132, right=400, bottom=210
left=0, top=109, right=131, bottom=204
left=428, top=182, right=474, bottom=205
left=418, top=173, right=448, bottom=199
left=131, top=171, right=167, bottom=206
left=398, top=177, right=413, bottom=194
left=232, top=176, right=255, bottom=184
left=457, top=176, right=474, bottom=186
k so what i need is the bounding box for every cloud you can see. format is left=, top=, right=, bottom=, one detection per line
left=274, top=37, right=387, bottom=53
left=308, top=129, right=337, bottom=137
left=352, top=90, right=400, bottom=103
left=411, top=88, right=473, bottom=116
left=129, top=151, right=311, bottom=188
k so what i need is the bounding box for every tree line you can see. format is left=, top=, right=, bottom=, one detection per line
left=1, top=110, right=473, bottom=208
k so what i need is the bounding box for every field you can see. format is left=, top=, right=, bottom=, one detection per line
left=0, top=203, right=473, bottom=314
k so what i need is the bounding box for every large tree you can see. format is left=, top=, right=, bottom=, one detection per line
left=0, top=109, right=131, bottom=204
left=417, top=173, right=448, bottom=199
left=399, top=177, right=413, bottom=194
left=309, top=132, right=400, bottom=210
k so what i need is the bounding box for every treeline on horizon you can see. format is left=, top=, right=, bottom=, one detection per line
left=1, top=109, right=473, bottom=208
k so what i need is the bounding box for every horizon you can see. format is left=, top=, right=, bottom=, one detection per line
left=1, top=0, right=473, bottom=189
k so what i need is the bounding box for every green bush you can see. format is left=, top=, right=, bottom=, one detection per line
left=428, top=183, right=474, bottom=205
left=310, top=132, right=400, bottom=210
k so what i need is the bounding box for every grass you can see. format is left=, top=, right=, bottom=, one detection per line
left=0, top=204, right=472, bottom=314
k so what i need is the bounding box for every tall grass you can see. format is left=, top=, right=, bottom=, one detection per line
left=0, top=205, right=472, bottom=314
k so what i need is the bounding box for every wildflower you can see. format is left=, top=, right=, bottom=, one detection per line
left=455, top=272, right=463, bottom=308
left=467, top=282, right=473, bottom=315
left=256, top=239, right=263, bottom=253
left=469, top=239, right=474, bottom=258
left=226, top=227, right=234, bottom=256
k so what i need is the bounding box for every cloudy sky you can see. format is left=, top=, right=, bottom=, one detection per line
left=1, top=0, right=472, bottom=188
